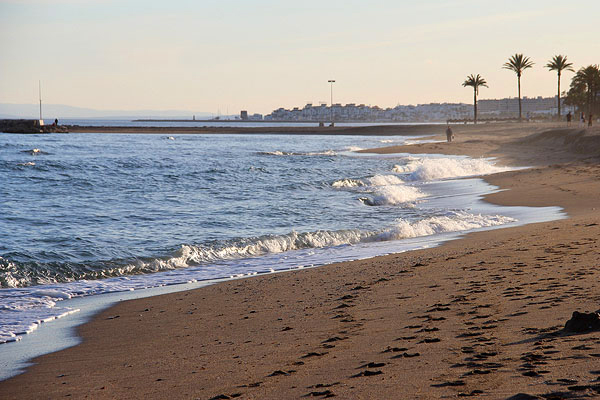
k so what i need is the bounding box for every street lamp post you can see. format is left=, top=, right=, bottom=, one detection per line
left=328, top=80, right=335, bottom=126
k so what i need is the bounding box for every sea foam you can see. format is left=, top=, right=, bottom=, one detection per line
left=393, top=157, right=510, bottom=181
left=259, top=150, right=336, bottom=156
left=361, top=185, right=425, bottom=206
left=367, top=174, right=404, bottom=186
left=332, top=175, right=403, bottom=188
left=375, top=211, right=516, bottom=241
left=332, top=178, right=364, bottom=188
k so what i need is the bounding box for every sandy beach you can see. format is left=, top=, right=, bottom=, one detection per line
left=3, top=123, right=600, bottom=399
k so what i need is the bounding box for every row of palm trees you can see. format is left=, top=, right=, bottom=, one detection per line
left=462, top=53, right=575, bottom=123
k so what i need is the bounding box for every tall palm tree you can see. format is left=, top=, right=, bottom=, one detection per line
left=462, top=74, right=488, bottom=124
left=503, top=54, right=534, bottom=121
left=545, top=55, right=574, bottom=118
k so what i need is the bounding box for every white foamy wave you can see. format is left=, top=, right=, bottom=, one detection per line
left=392, top=157, right=510, bottom=181
left=332, top=178, right=365, bottom=188
left=259, top=150, right=294, bottom=156
left=33, top=290, right=72, bottom=300
left=332, top=175, right=403, bottom=189
left=306, top=150, right=337, bottom=156
left=114, top=229, right=369, bottom=276
left=376, top=212, right=516, bottom=240
left=361, top=185, right=425, bottom=206
left=345, top=146, right=364, bottom=152
left=174, top=230, right=366, bottom=263
left=367, top=174, right=404, bottom=186
left=259, top=150, right=336, bottom=156
left=375, top=212, right=516, bottom=241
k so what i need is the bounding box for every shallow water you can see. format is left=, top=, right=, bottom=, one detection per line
left=0, top=132, right=563, bottom=350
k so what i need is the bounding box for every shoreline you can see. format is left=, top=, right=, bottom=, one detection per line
left=65, top=123, right=447, bottom=135
left=2, top=124, right=600, bottom=399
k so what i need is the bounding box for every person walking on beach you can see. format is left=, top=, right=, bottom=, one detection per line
left=446, top=125, right=454, bottom=142
left=566, top=111, right=572, bottom=126
left=580, top=112, right=586, bottom=127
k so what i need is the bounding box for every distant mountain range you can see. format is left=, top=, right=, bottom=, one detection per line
left=0, top=103, right=215, bottom=119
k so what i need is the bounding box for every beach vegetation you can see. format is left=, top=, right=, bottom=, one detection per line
left=545, top=55, right=574, bottom=118
left=462, top=74, right=488, bottom=124
left=503, top=54, right=534, bottom=121
left=565, top=65, right=600, bottom=116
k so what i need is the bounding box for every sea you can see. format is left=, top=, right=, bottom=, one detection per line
left=0, top=127, right=564, bottom=378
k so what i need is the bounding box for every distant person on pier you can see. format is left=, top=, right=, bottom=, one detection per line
left=566, top=111, right=572, bottom=126
left=446, top=125, right=454, bottom=142
left=54, top=118, right=58, bottom=126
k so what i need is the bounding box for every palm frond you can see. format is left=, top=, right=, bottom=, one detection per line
left=503, top=53, right=534, bottom=75
left=545, top=55, right=574, bottom=73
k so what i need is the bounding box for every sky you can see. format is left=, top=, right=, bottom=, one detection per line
left=0, top=0, right=599, bottom=115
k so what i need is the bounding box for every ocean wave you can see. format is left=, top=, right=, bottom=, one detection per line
left=0, top=209, right=515, bottom=290
left=367, top=174, right=404, bottom=186
left=375, top=212, right=515, bottom=241
left=344, top=146, right=364, bottom=152
left=258, top=150, right=294, bottom=156
left=360, top=185, right=425, bottom=206
left=259, top=150, right=337, bottom=156
left=332, top=178, right=365, bottom=188
left=332, top=174, right=403, bottom=189
left=393, top=157, right=510, bottom=181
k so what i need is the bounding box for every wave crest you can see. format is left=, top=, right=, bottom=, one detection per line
left=332, top=178, right=364, bottom=188
left=259, top=150, right=336, bottom=156
left=393, top=157, right=509, bottom=181
left=360, top=185, right=425, bottom=206
left=376, top=212, right=515, bottom=241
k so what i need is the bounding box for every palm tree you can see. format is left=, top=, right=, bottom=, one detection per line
left=545, top=55, right=574, bottom=119
left=503, top=54, right=534, bottom=121
left=462, top=74, right=488, bottom=124
left=572, top=65, right=600, bottom=115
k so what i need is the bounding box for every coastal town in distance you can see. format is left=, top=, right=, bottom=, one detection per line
left=242, top=95, right=569, bottom=122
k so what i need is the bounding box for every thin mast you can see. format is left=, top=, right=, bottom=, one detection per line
left=39, top=80, right=42, bottom=121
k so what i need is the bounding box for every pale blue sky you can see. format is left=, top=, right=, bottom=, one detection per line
left=1, top=0, right=598, bottom=114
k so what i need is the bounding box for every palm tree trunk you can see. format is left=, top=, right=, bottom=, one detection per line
left=473, top=89, right=477, bottom=124
left=557, top=73, right=561, bottom=118
left=517, top=75, right=522, bottom=121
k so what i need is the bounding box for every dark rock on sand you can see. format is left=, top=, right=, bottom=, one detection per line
left=351, top=370, right=383, bottom=378
left=564, top=311, right=600, bottom=333
left=505, top=394, right=542, bottom=400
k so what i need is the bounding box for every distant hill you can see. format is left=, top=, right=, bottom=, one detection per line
left=0, top=103, right=214, bottom=119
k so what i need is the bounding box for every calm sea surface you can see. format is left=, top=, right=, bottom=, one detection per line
left=0, top=132, right=563, bottom=346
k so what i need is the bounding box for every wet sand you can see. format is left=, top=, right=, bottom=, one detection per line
left=3, top=124, right=600, bottom=399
